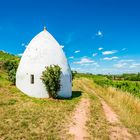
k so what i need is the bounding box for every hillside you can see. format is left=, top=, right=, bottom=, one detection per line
left=0, top=51, right=19, bottom=70
left=0, top=52, right=140, bottom=139
left=0, top=51, right=18, bottom=61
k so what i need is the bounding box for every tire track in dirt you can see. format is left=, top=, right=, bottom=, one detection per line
left=78, top=79, right=133, bottom=140
left=68, top=97, right=90, bottom=140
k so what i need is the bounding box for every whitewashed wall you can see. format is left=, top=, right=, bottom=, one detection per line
left=16, top=30, right=72, bottom=98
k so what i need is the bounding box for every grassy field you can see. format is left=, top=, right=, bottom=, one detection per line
left=0, top=51, right=18, bottom=61
left=0, top=70, right=82, bottom=140
left=0, top=70, right=110, bottom=140
left=75, top=73, right=140, bottom=98
left=80, top=78, right=140, bottom=138
left=1, top=63, right=140, bottom=139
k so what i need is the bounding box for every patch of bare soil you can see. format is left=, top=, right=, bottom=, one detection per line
left=101, top=100, right=133, bottom=140
left=68, top=98, right=90, bottom=140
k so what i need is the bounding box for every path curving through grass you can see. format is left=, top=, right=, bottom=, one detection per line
left=75, top=78, right=138, bottom=140
left=68, top=98, right=90, bottom=140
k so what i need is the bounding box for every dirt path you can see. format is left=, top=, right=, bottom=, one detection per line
left=101, top=100, right=132, bottom=140
left=78, top=79, right=133, bottom=140
left=68, top=98, right=90, bottom=140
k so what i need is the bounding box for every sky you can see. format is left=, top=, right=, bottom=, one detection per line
left=0, top=0, right=140, bottom=74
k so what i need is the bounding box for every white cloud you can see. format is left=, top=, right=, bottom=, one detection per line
left=96, top=30, right=103, bottom=37
left=102, top=50, right=118, bottom=55
left=21, top=42, right=28, bottom=48
left=60, top=45, right=64, bottom=48
left=103, top=56, right=119, bottom=61
left=70, top=57, right=140, bottom=74
left=119, top=59, right=134, bottom=63
left=81, top=62, right=100, bottom=67
left=69, top=56, right=74, bottom=59
left=114, top=59, right=137, bottom=69
left=65, top=32, right=74, bottom=44
left=130, top=63, right=140, bottom=68
left=17, top=53, right=23, bottom=57
left=21, top=43, right=25, bottom=47
left=114, top=63, right=127, bottom=68
left=92, top=53, right=98, bottom=57
left=71, top=67, right=82, bottom=71
left=98, top=47, right=103, bottom=51
left=74, top=58, right=94, bottom=64
left=74, top=50, right=80, bottom=53
left=122, top=48, right=127, bottom=51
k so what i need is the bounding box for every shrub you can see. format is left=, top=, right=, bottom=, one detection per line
left=41, top=65, right=62, bottom=98
left=8, top=68, right=17, bottom=84
left=3, top=60, right=19, bottom=85
left=71, top=71, right=77, bottom=80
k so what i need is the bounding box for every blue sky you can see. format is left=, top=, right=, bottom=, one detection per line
left=0, top=0, right=140, bottom=74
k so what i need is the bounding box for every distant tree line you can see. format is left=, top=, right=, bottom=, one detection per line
left=71, top=71, right=140, bottom=82
left=106, top=73, right=140, bottom=81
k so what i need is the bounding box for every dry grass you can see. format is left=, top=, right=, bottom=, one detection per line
left=0, top=71, right=82, bottom=140
left=1, top=70, right=140, bottom=139
left=87, top=94, right=109, bottom=140
left=81, top=77, right=140, bottom=138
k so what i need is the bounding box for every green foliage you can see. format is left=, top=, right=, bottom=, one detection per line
left=3, top=60, right=19, bottom=85
left=71, top=70, right=77, bottom=80
left=74, top=72, right=94, bottom=79
left=41, top=65, right=62, bottom=98
left=122, top=73, right=140, bottom=81
left=0, top=51, right=19, bottom=70
left=103, top=73, right=140, bottom=81
left=93, top=76, right=140, bottom=98
left=0, top=51, right=18, bottom=61
left=8, top=68, right=17, bottom=84
left=3, top=59, right=19, bottom=71
left=75, top=72, right=140, bottom=98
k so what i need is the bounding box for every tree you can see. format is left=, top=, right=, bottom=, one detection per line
left=3, top=59, right=19, bottom=85
left=41, top=65, right=61, bottom=98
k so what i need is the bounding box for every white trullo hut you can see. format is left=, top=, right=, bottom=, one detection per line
left=16, top=27, right=72, bottom=98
